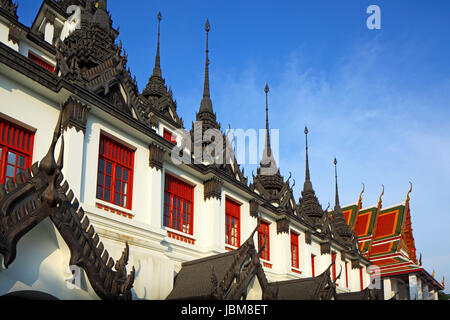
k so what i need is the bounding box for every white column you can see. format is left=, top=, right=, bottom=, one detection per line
left=273, top=230, right=290, bottom=274
left=383, top=278, right=393, bottom=300
left=207, top=197, right=223, bottom=252
left=417, top=277, right=423, bottom=300
left=301, top=235, right=313, bottom=277
left=409, top=274, right=419, bottom=300
left=62, top=126, right=85, bottom=200
left=150, top=167, right=163, bottom=228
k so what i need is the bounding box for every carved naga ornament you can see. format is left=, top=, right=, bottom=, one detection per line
left=0, top=107, right=135, bottom=300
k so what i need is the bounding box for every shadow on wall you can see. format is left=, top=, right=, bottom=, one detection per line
left=0, top=218, right=59, bottom=291
left=0, top=290, right=59, bottom=300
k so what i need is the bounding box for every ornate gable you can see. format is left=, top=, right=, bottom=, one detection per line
left=296, top=127, right=327, bottom=229
left=265, top=261, right=338, bottom=300
left=250, top=84, right=297, bottom=216
left=138, top=12, right=183, bottom=128
left=166, top=222, right=271, bottom=300
left=55, top=0, right=141, bottom=118
left=0, top=0, right=18, bottom=19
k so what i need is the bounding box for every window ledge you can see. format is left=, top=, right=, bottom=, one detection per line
left=225, top=245, right=239, bottom=252
left=260, top=259, right=272, bottom=269
left=291, top=267, right=302, bottom=275
left=165, top=227, right=196, bottom=242
left=96, top=200, right=134, bottom=219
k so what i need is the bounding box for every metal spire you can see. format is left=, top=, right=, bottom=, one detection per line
left=199, top=19, right=213, bottom=113
left=334, top=158, right=340, bottom=208
left=265, top=83, right=271, bottom=155
left=153, top=12, right=162, bottom=77
left=98, top=0, right=107, bottom=10
left=303, top=126, right=313, bottom=191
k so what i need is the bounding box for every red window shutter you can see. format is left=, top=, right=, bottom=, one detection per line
left=0, top=118, right=34, bottom=185
left=225, top=198, right=241, bottom=247
left=163, top=129, right=176, bottom=144
left=96, top=135, right=134, bottom=209
left=360, top=267, right=364, bottom=291
left=291, top=232, right=299, bottom=269
left=332, top=252, right=337, bottom=281
left=28, top=51, right=55, bottom=73
left=311, top=254, right=316, bottom=277
left=345, top=262, right=349, bottom=288
left=164, top=174, right=194, bottom=235
left=258, top=222, right=270, bottom=261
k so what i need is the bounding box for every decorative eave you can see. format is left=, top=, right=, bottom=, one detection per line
left=62, top=96, right=90, bottom=133
left=149, top=142, right=167, bottom=171
left=276, top=216, right=290, bottom=234
left=204, top=177, right=223, bottom=201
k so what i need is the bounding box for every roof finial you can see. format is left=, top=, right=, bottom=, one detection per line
left=152, top=12, right=162, bottom=77
left=358, top=183, right=365, bottom=206
left=98, top=0, right=107, bottom=11
left=378, top=184, right=385, bottom=207
left=265, top=83, right=271, bottom=153
left=334, top=158, right=340, bottom=208
left=406, top=181, right=413, bottom=203
left=198, top=19, right=213, bottom=113
left=304, top=126, right=311, bottom=184
left=204, top=18, right=211, bottom=99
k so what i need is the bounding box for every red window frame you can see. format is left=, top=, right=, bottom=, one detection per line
left=164, top=173, right=194, bottom=235
left=311, top=254, right=316, bottom=277
left=0, top=118, right=34, bottom=185
left=163, top=129, right=176, bottom=144
left=96, top=135, right=134, bottom=210
left=360, top=267, right=364, bottom=291
left=331, top=252, right=337, bottom=281
left=290, top=231, right=299, bottom=269
left=258, top=221, right=270, bottom=261
left=345, top=262, right=349, bottom=288
left=225, top=198, right=241, bottom=247
left=28, top=51, right=55, bottom=73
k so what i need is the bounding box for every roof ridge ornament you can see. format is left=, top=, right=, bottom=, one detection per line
left=406, top=181, right=413, bottom=203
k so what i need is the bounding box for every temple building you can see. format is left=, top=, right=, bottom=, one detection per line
left=0, top=0, right=443, bottom=300
left=339, top=184, right=445, bottom=300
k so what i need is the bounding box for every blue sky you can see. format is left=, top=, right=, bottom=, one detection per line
left=19, top=1, right=450, bottom=292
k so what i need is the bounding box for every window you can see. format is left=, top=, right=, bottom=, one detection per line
left=291, top=231, right=299, bottom=269
left=163, top=129, right=176, bottom=144
left=258, top=221, right=270, bottom=261
left=331, top=252, right=337, bottom=281
left=0, top=118, right=34, bottom=185
left=28, top=51, right=55, bottom=73
left=164, top=174, right=194, bottom=235
left=96, top=135, right=134, bottom=209
left=311, top=254, right=316, bottom=277
left=225, top=198, right=241, bottom=247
